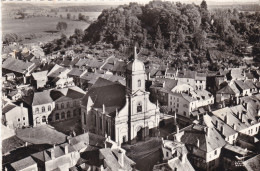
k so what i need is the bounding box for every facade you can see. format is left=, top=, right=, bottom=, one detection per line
left=49, top=87, right=85, bottom=122
left=81, top=47, right=160, bottom=145
left=168, top=88, right=214, bottom=118
left=22, top=90, right=55, bottom=126
left=2, top=103, right=29, bottom=129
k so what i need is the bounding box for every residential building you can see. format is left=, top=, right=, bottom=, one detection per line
left=31, top=71, right=48, bottom=89
left=22, top=90, right=55, bottom=126
left=2, top=102, right=29, bottom=129
left=168, top=88, right=214, bottom=118
left=2, top=58, right=36, bottom=77
left=170, top=123, right=226, bottom=171
left=81, top=47, right=160, bottom=145
left=153, top=139, right=195, bottom=171
left=49, top=86, right=85, bottom=122
left=10, top=156, right=38, bottom=171
left=242, top=154, right=260, bottom=171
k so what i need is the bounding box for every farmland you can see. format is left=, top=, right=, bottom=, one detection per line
left=2, top=3, right=102, bottom=45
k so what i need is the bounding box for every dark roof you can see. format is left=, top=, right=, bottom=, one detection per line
left=68, top=68, right=84, bottom=77
left=81, top=78, right=126, bottom=116
left=2, top=104, right=16, bottom=114
left=69, top=132, right=106, bottom=148
left=23, top=90, right=53, bottom=106
left=2, top=58, right=35, bottom=74
left=10, top=156, right=37, bottom=170
left=2, top=135, right=25, bottom=154
left=216, top=85, right=235, bottom=95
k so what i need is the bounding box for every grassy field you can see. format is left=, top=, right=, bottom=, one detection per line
left=2, top=16, right=91, bottom=45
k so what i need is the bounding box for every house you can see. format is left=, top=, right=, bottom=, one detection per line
left=153, top=140, right=195, bottom=171
left=30, top=143, right=80, bottom=171
left=2, top=102, right=29, bottom=129
left=67, top=68, right=87, bottom=87
left=9, top=156, right=38, bottom=171
left=222, top=144, right=255, bottom=171
left=168, top=88, right=214, bottom=119
left=5, top=73, right=16, bottom=81
left=234, top=80, right=252, bottom=96
left=49, top=86, right=85, bottom=122
left=215, top=81, right=240, bottom=105
left=170, top=123, right=226, bottom=171
left=149, top=78, right=178, bottom=106
left=211, top=105, right=260, bottom=137
left=22, top=90, right=55, bottom=126
left=31, top=71, right=48, bottom=89
left=81, top=47, right=160, bottom=145
left=2, top=58, right=36, bottom=77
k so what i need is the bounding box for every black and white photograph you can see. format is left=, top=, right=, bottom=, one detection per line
left=1, top=0, right=260, bottom=170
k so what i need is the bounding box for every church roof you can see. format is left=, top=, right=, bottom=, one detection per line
left=81, top=78, right=126, bottom=116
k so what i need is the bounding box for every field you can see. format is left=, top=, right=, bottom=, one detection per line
left=2, top=3, right=102, bottom=45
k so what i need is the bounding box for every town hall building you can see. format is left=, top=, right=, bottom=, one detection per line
left=81, top=47, right=160, bottom=145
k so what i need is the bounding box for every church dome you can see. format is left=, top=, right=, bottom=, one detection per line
left=126, top=47, right=145, bottom=72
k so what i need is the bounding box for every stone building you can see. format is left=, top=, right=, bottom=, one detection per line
left=81, top=47, right=160, bottom=145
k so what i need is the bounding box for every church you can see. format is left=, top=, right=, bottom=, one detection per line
left=81, top=47, right=160, bottom=145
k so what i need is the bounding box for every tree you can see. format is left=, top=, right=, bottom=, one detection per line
left=67, top=13, right=71, bottom=20
left=200, top=0, right=207, bottom=11
left=56, top=22, right=68, bottom=31
left=194, top=29, right=207, bottom=50
left=155, top=26, right=163, bottom=49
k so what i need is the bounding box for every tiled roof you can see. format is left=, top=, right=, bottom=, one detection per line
left=234, top=80, right=250, bottom=90
left=181, top=124, right=226, bottom=152
left=210, top=115, right=237, bottom=138
left=68, top=68, right=84, bottom=77
left=111, top=60, right=126, bottom=73
left=32, top=71, right=48, bottom=80
left=243, top=154, right=260, bottom=171
left=2, top=58, right=35, bottom=74
left=11, top=156, right=37, bottom=170
left=32, top=90, right=53, bottom=106
left=245, top=80, right=257, bottom=89
left=69, top=132, right=106, bottom=148
left=217, top=85, right=235, bottom=95
left=48, top=67, right=68, bottom=78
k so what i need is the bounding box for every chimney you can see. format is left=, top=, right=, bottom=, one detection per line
left=100, top=165, right=105, bottom=171
left=25, top=142, right=28, bottom=147
left=118, top=150, right=124, bottom=167
left=197, top=114, right=200, bottom=121
left=176, top=125, right=179, bottom=134
left=196, top=139, right=200, bottom=148
left=23, top=75, right=26, bottom=84
left=50, top=149, right=55, bottom=160
left=103, top=104, right=105, bottom=114
left=225, top=114, right=228, bottom=124
left=64, top=145, right=68, bottom=154
left=233, top=124, right=236, bottom=130
left=221, top=126, right=224, bottom=135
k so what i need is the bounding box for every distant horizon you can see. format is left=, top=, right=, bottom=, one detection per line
left=2, top=0, right=260, bottom=6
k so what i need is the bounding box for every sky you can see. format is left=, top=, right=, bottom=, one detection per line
left=2, top=0, right=259, bottom=5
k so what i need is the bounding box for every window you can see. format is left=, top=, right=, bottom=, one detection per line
left=170, top=102, right=172, bottom=105
left=137, top=102, right=142, bottom=113
left=35, top=108, right=39, bottom=114
left=214, top=150, right=217, bottom=155
left=42, top=106, right=45, bottom=113
left=100, top=117, right=102, bottom=129
left=55, top=104, right=59, bottom=110
left=18, top=118, right=20, bottom=122
left=138, top=80, right=141, bottom=87
left=42, top=116, right=46, bottom=122
left=67, top=111, right=71, bottom=118
left=183, top=111, right=186, bottom=116
left=56, top=113, right=60, bottom=120
left=176, top=109, right=178, bottom=113
left=73, top=109, right=77, bottom=116
left=177, top=98, right=179, bottom=102
left=61, top=103, right=64, bottom=109
left=24, top=123, right=25, bottom=125
left=23, top=117, right=25, bottom=120
left=48, top=105, right=51, bottom=111
left=73, top=101, right=77, bottom=107
left=177, top=103, right=179, bottom=107
left=61, top=112, right=65, bottom=119
left=67, top=102, right=70, bottom=108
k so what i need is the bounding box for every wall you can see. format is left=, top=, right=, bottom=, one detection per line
left=32, top=102, right=55, bottom=126
left=4, top=106, right=29, bottom=129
